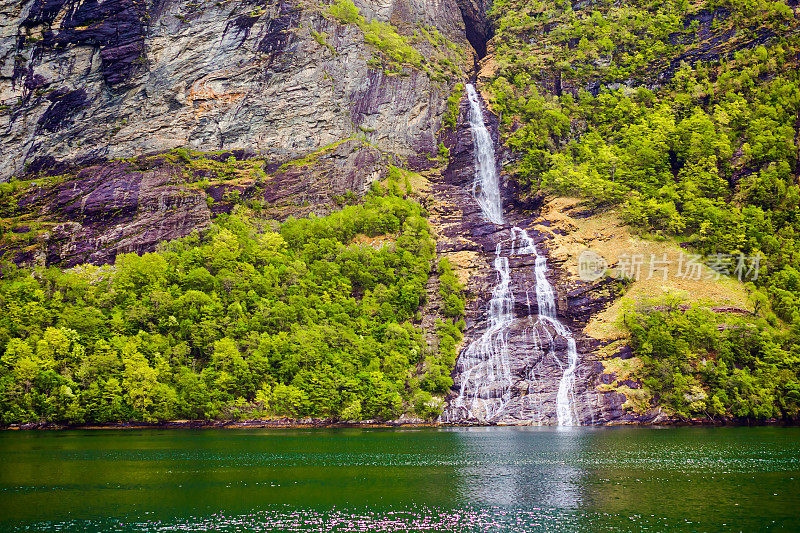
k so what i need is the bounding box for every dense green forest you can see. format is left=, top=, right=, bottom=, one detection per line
left=488, top=0, right=800, bottom=419
left=0, top=188, right=465, bottom=424
left=626, top=302, right=800, bottom=419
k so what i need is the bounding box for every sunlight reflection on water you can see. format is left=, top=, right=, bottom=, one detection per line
left=1, top=426, right=798, bottom=532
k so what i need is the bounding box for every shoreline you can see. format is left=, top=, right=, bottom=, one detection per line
left=2, top=417, right=797, bottom=431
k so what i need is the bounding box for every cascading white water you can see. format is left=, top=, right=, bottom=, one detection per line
left=443, top=84, right=579, bottom=426
left=515, top=229, right=579, bottom=426
left=467, top=85, right=504, bottom=226
left=448, top=241, right=515, bottom=421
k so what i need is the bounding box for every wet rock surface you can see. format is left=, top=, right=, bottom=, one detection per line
left=455, top=0, right=493, bottom=58
left=431, top=87, right=659, bottom=425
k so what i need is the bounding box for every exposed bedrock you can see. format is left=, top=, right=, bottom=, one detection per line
left=431, top=87, right=661, bottom=425
left=454, top=0, right=492, bottom=58
left=0, top=0, right=470, bottom=181
left=13, top=159, right=211, bottom=267
left=1, top=0, right=474, bottom=265
left=5, top=138, right=385, bottom=267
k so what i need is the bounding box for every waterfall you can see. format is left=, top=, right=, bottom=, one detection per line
left=516, top=228, right=579, bottom=427
left=467, top=85, right=504, bottom=225
left=441, top=84, right=580, bottom=426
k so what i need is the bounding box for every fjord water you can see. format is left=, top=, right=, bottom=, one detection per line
left=443, top=84, right=579, bottom=424
left=1, top=427, right=799, bottom=532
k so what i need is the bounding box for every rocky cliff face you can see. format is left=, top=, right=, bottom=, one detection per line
left=1, top=0, right=471, bottom=181
left=1, top=0, right=473, bottom=265
left=453, top=0, right=492, bottom=58
left=13, top=157, right=211, bottom=266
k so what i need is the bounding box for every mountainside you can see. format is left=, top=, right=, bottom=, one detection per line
left=0, top=0, right=480, bottom=425
left=1, top=0, right=471, bottom=175
left=480, top=0, right=800, bottom=421
left=1, top=0, right=799, bottom=426
left=0, top=0, right=474, bottom=264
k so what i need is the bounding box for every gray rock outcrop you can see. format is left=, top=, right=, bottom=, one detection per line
left=1, top=0, right=472, bottom=180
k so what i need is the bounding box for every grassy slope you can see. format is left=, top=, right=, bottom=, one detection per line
left=537, top=197, right=751, bottom=340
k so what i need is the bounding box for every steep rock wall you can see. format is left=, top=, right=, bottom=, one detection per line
left=1, top=0, right=473, bottom=266
left=1, top=0, right=471, bottom=181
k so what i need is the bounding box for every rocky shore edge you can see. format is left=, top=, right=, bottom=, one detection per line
left=3, top=417, right=797, bottom=430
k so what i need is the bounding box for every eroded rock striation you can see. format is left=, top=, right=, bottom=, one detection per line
left=1, top=0, right=471, bottom=180
left=1, top=0, right=474, bottom=264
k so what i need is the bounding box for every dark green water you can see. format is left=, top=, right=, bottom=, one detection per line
left=0, top=427, right=798, bottom=532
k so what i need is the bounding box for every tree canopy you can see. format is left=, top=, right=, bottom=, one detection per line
left=489, top=0, right=800, bottom=420
left=0, top=188, right=465, bottom=424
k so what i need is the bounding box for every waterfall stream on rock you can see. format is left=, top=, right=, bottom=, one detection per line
left=442, top=84, right=579, bottom=425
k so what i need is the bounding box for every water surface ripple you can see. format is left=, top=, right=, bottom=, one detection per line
left=1, top=427, right=798, bottom=531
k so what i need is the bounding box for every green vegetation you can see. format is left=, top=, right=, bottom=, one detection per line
left=437, top=142, right=450, bottom=163
left=311, top=30, right=337, bottom=56
left=443, top=83, right=464, bottom=129
left=0, top=180, right=54, bottom=253
left=327, top=0, right=362, bottom=24
left=0, top=181, right=23, bottom=218
left=326, top=0, right=465, bottom=79
left=362, top=19, right=423, bottom=68
left=160, top=149, right=268, bottom=185
left=423, top=259, right=465, bottom=394
left=276, top=137, right=356, bottom=172
left=625, top=300, right=800, bottom=420
left=327, top=0, right=421, bottom=71
left=0, top=188, right=465, bottom=424
left=488, top=0, right=800, bottom=418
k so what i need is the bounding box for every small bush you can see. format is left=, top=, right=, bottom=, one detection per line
left=327, top=0, right=363, bottom=25
left=443, top=83, right=464, bottom=129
